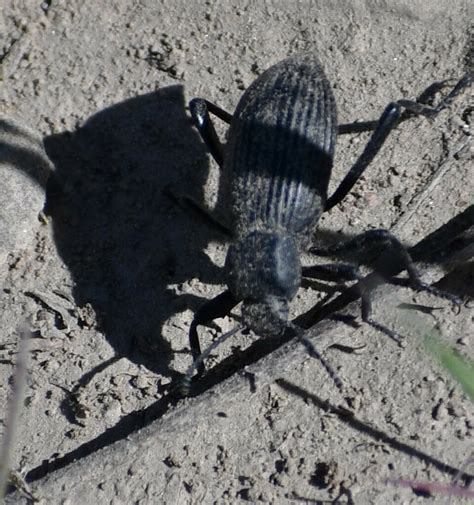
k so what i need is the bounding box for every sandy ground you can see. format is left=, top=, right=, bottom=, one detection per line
left=0, top=1, right=473, bottom=503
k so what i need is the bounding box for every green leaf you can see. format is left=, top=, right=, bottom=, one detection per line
left=424, top=329, right=474, bottom=401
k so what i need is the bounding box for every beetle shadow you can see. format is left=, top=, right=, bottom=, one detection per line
left=43, top=85, right=225, bottom=376
left=276, top=378, right=474, bottom=483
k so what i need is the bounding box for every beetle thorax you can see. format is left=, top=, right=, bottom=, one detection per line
left=225, top=230, right=301, bottom=336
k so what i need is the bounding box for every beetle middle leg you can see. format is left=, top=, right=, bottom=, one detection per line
left=302, top=263, right=363, bottom=283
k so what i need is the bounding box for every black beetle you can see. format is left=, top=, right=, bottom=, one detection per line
left=180, top=53, right=470, bottom=389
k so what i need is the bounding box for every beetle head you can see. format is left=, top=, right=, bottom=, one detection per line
left=225, top=231, right=301, bottom=336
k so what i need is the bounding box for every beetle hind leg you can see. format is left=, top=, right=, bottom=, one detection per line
left=328, top=74, right=472, bottom=211
left=337, top=73, right=472, bottom=135
left=397, top=73, right=472, bottom=118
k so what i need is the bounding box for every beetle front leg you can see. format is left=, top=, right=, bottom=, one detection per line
left=310, top=229, right=460, bottom=303
left=310, top=229, right=461, bottom=341
left=188, top=289, right=240, bottom=375
left=302, top=263, right=364, bottom=326
left=189, top=98, right=233, bottom=167
left=360, top=289, right=403, bottom=344
left=303, top=262, right=403, bottom=342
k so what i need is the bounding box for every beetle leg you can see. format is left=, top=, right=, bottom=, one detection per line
left=179, top=325, right=241, bottom=396
left=163, top=185, right=233, bottom=237
left=189, top=98, right=233, bottom=167
left=397, top=73, right=471, bottom=118
left=337, top=74, right=471, bottom=134
left=308, top=229, right=462, bottom=344
left=310, top=229, right=462, bottom=305
left=293, top=328, right=344, bottom=394
left=360, top=289, right=403, bottom=344
left=188, top=289, right=240, bottom=375
left=329, top=74, right=472, bottom=210
left=302, top=263, right=363, bottom=283
left=296, top=206, right=472, bottom=333
left=302, top=263, right=404, bottom=342
left=326, top=103, right=402, bottom=210
left=302, top=264, right=364, bottom=327
left=201, top=99, right=233, bottom=124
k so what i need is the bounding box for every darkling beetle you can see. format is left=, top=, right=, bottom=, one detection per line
left=179, top=53, right=471, bottom=393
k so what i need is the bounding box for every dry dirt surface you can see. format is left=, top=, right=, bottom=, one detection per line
left=1, top=1, right=473, bottom=504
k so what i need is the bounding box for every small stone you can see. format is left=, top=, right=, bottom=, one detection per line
left=102, top=399, right=122, bottom=427
left=0, top=117, right=52, bottom=270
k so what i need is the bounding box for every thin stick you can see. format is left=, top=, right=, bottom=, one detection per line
left=390, top=137, right=470, bottom=235
left=0, top=323, right=31, bottom=500
left=446, top=453, right=474, bottom=505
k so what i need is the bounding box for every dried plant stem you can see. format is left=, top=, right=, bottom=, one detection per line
left=0, top=323, right=31, bottom=501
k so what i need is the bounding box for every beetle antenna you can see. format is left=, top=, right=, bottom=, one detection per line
left=287, top=323, right=344, bottom=395
left=180, top=325, right=242, bottom=395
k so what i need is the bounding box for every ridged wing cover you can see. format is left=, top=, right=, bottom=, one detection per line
left=225, top=54, right=337, bottom=241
